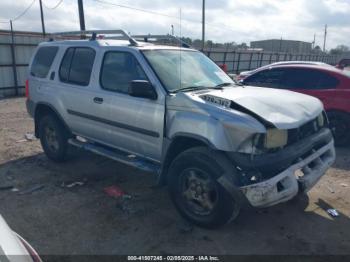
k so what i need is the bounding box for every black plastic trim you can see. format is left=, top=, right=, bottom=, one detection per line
left=67, top=109, right=160, bottom=138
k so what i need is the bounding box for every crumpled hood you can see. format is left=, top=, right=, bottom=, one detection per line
left=196, top=86, right=323, bottom=129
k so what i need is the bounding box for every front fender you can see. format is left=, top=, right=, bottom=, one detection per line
left=166, top=109, right=265, bottom=152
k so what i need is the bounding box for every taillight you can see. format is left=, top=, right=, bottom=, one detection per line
left=25, top=79, right=29, bottom=98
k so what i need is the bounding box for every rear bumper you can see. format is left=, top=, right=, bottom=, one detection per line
left=239, top=139, right=335, bottom=207
left=26, top=99, right=35, bottom=118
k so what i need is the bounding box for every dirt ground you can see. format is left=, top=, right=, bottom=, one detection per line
left=0, top=97, right=350, bottom=256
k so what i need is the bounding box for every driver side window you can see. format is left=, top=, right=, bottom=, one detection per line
left=100, top=51, right=147, bottom=94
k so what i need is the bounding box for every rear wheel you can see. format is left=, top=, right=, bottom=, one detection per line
left=327, top=111, right=350, bottom=146
left=167, top=147, right=240, bottom=228
left=39, top=114, right=69, bottom=162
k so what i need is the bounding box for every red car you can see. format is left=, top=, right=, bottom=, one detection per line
left=241, top=64, right=350, bottom=146
left=336, top=58, right=350, bottom=70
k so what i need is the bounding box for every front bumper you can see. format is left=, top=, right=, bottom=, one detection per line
left=239, top=138, right=335, bottom=207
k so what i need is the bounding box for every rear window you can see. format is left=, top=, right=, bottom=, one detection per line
left=30, top=46, right=58, bottom=78
left=59, top=47, right=95, bottom=86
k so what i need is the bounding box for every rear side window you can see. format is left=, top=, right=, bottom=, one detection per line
left=30, top=46, right=58, bottom=78
left=59, top=47, right=95, bottom=86
left=244, top=68, right=284, bottom=88
left=281, top=68, right=339, bottom=90
left=100, top=51, right=147, bottom=93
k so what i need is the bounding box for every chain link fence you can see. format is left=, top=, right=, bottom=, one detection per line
left=203, top=48, right=339, bottom=74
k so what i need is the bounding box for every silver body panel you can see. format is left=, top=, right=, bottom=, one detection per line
left=26, top=39, right=336, bottom=208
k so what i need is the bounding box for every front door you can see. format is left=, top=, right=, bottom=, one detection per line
left=97, top=50, right=165, bottom=162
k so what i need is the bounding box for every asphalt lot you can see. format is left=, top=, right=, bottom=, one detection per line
left=0, top=97, right=350, bottom=256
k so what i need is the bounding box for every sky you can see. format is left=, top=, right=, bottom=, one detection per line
left=0, top=0, right=349, bottom=50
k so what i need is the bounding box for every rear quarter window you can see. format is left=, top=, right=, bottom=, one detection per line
left=30, top=46, right=58, bottom=78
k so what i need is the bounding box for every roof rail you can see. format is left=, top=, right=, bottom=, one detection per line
left=131, top=34, right=191, bottom=48
left=50, top=30, right=139, bottom=46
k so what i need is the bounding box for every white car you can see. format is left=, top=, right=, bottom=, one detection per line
left=0, top=215, right=42, bottom=262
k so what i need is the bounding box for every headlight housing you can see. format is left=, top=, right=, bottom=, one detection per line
left=317, top=113, right=324, bottom=127
left=264, top=129, right=288, bottom=149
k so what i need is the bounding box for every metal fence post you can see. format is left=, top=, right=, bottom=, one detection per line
left=236, top=52, right=241, bottom=74
left=10, top=20, right=19, bottom=96
left=259, top=52, right=263, bottom=67
left=248, top=52, right=253, bottom=70
left=223, top=45, right=228, bottom=65
left=269, top=53, right=273, bottom=64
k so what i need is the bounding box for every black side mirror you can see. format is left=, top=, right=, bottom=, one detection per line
left=128, top=80, right=157, bottom=100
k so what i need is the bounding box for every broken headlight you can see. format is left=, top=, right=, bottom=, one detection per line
left=264, top=128, right=288, bottom=149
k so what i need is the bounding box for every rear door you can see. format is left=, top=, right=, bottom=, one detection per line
left=56, top=46, right=112, bottom=142
left=280, top=68, right=339, bottom=109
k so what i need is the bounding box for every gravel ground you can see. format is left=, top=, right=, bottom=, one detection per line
left=0, top=97, right=350, bottom=256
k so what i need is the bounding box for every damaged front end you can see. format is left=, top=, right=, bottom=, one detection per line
left=228, top=114, right=336, bottom=207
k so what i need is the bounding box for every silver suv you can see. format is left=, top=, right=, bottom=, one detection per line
left=26, top=30, right=335, bottom=228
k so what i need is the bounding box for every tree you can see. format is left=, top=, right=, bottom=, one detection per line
left=330, top=45, right=350, bottom=55
left=236, top=42, right=248, bottom=49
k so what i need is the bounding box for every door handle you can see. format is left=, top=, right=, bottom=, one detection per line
left=93, top=97, right=103, bottom=104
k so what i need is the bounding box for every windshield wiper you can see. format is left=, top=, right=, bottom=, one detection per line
left=173, top=83, right=235, bottom=93
left=173, top=86, right=212, bottom=93
left=214, top=82, right=234, bottom=88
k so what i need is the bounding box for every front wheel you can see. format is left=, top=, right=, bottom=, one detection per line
left=167, top=147, right=240, bottom=228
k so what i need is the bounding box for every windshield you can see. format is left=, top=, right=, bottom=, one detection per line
left=142, top=49, right=234, bottom=92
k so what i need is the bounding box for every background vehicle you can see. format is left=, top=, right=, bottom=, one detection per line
left=237, top=61, right=331, bottom=81
left=0, top=215, right=42, bottom=262
left=336, top=58, right=350, bottom=70
left=242, top=64, right=350, bottom=146
left=26, top=30, right=335, bottom=228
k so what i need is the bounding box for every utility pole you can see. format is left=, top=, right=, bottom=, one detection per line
left=312, top=33, right=316, bottom=49
left=171, top=25, right=174, bottom=36
left=202, top=0, right=205, bottom=50
left=78, top=0, right=86, bottom=31
left=323, top=24, right=327, bottom=52
left=38, top=0, right=46, bottom=37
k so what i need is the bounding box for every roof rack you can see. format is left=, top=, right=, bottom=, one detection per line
left=50, top=30, right=139, bottom=46
left=131, top=34, right=191, bottom=48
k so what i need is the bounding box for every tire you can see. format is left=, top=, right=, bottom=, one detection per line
left=327, top=111, right=350, bottom=147
left=167, top=147, right=240, bottom=228
left=39, top=114, right=69, bottom=162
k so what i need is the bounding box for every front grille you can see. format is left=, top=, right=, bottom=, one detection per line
left=288, top=116, right=322, bottom=144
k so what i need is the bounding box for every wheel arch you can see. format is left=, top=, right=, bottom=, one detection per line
left=158, top=133, right=216, bottom=185
left=34, top=102, right=71, bottom=138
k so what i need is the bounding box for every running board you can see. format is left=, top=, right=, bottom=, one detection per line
left=68, top=138, right=160, bottom=173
